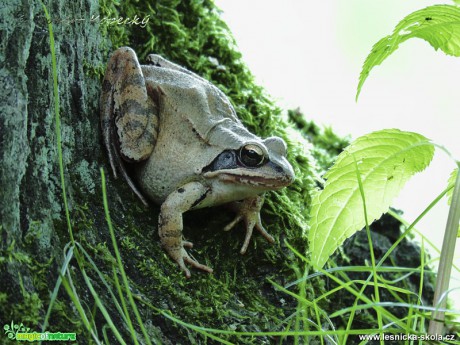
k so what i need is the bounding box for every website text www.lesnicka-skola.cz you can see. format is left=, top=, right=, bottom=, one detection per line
left=358, top=333, right=457, bottom=342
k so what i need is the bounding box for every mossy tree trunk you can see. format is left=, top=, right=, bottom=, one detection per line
left=1, top=0, right=109, bottom=337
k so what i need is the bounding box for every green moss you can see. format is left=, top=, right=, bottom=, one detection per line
left=82, top=58, right=106, bottom=83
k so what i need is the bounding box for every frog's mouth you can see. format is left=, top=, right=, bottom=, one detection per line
left=203, top=170, right=290, bottom=189
left=222, top=173, right=286, bottom=189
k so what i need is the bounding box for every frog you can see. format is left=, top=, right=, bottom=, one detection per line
left=100, top=47, right=295, bottom=278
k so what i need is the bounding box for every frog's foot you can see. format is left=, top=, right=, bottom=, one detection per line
left=224, top=195, right=275, bottom=254
left=164, top=241, right=213, bottom=278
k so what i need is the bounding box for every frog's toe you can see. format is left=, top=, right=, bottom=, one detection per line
left=183, top=241, right=194, bottom=248
left=254, top=221, right=275, bottom=244
left=239, top=222, right=254, bottom=254
left=184, top=256, right=214, bottom=275
left=173, top=248, right=213, bottom=278
left=177, top=258, right=192, bottom=279
left=223, top=214, right=243, bottom=232
left=240, top=217, right=275, bottom=254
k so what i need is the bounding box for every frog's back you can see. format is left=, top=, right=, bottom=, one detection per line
left=141, top=61, right=259, bottom=150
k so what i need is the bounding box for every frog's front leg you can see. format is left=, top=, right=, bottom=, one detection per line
left=159, top=182, right=213, bottom=278
left=224, top=195, right=275, bottom=254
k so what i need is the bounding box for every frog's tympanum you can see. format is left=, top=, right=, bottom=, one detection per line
left=101, top=47, right=295, bottom=277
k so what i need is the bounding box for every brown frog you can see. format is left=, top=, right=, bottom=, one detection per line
left=100, top=47, right=295, bottom=277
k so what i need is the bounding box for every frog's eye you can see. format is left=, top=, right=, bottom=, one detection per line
left=238, top=144, right=266, bottom=167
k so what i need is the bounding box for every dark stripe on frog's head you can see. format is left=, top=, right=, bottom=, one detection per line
left=202, top=150, right=238, bottom=173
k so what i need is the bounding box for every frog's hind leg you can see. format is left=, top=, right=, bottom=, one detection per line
left=100, top=47, right=160, bottom=205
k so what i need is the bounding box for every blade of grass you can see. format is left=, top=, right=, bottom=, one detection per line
left=391, top=210, right=460, bottom=274
left=335, top=181, right=456, bottom=341
left=39, top=0, right=74, bottom=244
left=414, top=238, right=427, bottom=344
left=284, top=242, right=406, bottom=329
left=270, top=279, right=334, bottom=324
left=331, top=302, right=459, bottom=318
left=342, top=155, right=384, bottom=345
left=429, top=162, right=460, bottom=334
left=294, top=265, right=309, bottom=345
left=382, top=183, right=453, bottom=267
left=112, top=265, right=139, bottom=345
left=41, top=243, right=74, bottom=336
left=100, top=168, right=154, bottom=345
left=313, top=299, right=325, bottom=345
left=75, top=242, right=129, bottom=325
left=60, top=273, right=101, bottom=344
left=102, top=325, right=110, bottom=345
left=286, top=265, right=434, bottom=288
left=79, top=264, right=127, bottom=344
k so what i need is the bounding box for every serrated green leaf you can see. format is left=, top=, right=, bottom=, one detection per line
left=357, top=5, right=460, bottom=100
left=309, top=129, right=434, bottom=269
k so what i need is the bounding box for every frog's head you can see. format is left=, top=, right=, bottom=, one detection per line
left=203, top=136, right=295, bottom=190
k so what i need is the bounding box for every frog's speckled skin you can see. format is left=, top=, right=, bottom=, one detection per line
left=100, top=47, right=295, bottom=277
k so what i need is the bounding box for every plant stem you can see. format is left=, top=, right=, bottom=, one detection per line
left=429, top=166, right=460, bottom=335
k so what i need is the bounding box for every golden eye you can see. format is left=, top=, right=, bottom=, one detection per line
left=238, top=144, right=265, bottom=167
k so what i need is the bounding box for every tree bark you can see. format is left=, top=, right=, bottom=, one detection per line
left=1, top=0, right=108, bottom=337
